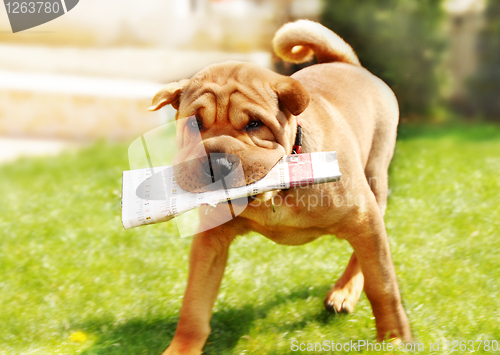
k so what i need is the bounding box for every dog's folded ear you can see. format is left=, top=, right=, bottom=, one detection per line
left=273, top=77, right=311, bottom=116
left=148, top=79, right=190, bottom=111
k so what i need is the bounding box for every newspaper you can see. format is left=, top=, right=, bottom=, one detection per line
left=122, top=151, right=341, bottom=229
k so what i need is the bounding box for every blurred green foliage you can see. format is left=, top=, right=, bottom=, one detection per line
left=466, top=0, right=500, bottom=121
left=320, top=0, right=446, bottom=119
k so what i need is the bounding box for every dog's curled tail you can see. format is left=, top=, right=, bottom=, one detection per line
left=273, top=20, right=361, bottom=67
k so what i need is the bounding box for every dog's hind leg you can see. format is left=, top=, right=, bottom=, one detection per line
left=324, top=252, right=364, bottom=314
left=364, top=136, right=394, bottom=216
left=365, top=166, right=389, bottom=216
left=364, top=90, right=399, bottom=216
left=342, top=194, right=412, bottom=341
left=325, top=115, right=397, bottom=315
left=324, top=143, right=396, bottom=314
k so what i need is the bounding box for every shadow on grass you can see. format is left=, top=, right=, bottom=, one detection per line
left=80, top=284, right=343, bottom=355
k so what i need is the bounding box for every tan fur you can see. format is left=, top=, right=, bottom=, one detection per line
left=273, top=19, right=361, bottom=66
left=151, top=20, right=412, bottom=355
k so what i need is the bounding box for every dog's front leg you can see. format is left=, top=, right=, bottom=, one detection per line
left=342, top=196, right=412, bottom=342
left=163, top=226, right=235, bottom=355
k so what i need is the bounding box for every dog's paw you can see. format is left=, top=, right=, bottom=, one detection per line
left=162, top=342, right=204, bottom=355
left=162, top=348, right=201, bottom=355
left=324, top=275, right=364, bottom=314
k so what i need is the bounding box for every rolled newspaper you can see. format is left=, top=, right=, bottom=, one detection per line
left=122, top=151, right=341, bottom=229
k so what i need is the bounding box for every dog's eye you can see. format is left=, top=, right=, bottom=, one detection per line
left=246, top=120, right=262, bottom=131
left=188, top=117, right=203, bottom=131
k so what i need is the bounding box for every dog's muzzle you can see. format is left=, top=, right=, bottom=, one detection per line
left=202, top=153, right=237, bottom=182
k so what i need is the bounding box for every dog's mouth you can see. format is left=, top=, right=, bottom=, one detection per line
left=173, top=153, right=247, bottom=193
left=171, top=142, right=286, bottom=193
left=202, top=153, right=241, bottom=186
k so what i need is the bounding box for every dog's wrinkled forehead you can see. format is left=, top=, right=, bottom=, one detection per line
left=149, top=61, right=310, bottom=120
left=178, top=62, right=280, bottom=127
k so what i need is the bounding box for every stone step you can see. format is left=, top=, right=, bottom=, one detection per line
left=0, top=70, right=166, bottom=140
left=0, top=47, right=271, bottom=140
left=0, top=45, right=271, bottom=82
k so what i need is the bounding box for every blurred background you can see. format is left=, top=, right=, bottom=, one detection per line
left=0, top=0, right=498, bottom=162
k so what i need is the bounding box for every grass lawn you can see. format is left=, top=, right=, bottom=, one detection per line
left=1, top=124, right=499, bottom=354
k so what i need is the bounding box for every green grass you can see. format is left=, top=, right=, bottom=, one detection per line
left=1, top=124, right=499, bottom=354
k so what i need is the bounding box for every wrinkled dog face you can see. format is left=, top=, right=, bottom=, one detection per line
left=150, top=62, right=310, bottom=193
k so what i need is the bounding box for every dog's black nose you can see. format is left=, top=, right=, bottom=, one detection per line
left=202, top=154, right=236, bottom=181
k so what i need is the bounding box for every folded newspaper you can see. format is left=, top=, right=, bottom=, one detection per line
left=122, top=151, right=341, bottom=229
